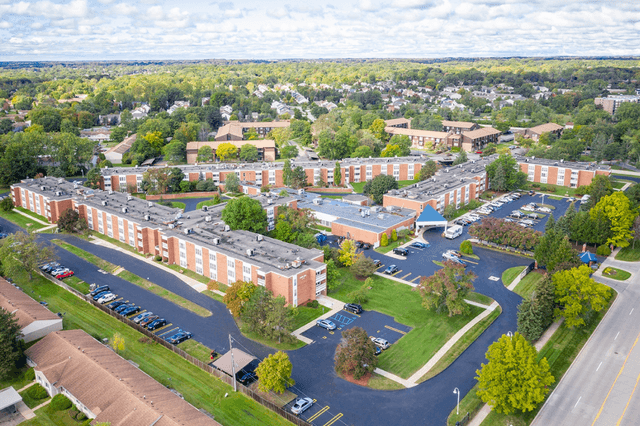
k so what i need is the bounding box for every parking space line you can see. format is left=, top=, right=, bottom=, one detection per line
left=464, top=260, right=479, bottom=265
left=410, top=276, right=421, bottom=283
left=391, top=270, right=403, bottom=277
left=307, top=406, right=330, bottom=422
left=323, top=413, right=343, bottom=426
left=385, top=325, right=407, bottom=335
left=376, top=265, right=385, bottom=270
left=156, top=325, right=176, bottom=336
left=399, top=273, right=412, bottom=280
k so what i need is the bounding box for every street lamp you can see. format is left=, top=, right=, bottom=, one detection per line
left=506, top=331, right=513, bottom=338
left=453, top=387, right=460, bottom=415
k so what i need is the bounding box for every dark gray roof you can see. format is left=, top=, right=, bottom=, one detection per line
left=514, top=155, right=611, bottom=172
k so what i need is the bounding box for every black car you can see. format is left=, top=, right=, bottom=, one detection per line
left=166, top=330, right=193, bottom=345
left=354, top=241, right=364, bottom=248
left=344, top=303, right=363, bottom=314
left=107, top=300, right=127, bottom=310
left=90, top=285, right=110, bottom=297
left=373, top=259, right=382, bottom=267
left=147, top=318, right=167, bottom=331
left=237, top=360, right=260, bottom=385
left=361, top=243, right=371, bottom=250
left=393, top=247, right=408, bottom=256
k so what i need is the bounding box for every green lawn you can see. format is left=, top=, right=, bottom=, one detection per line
left=512, top=271, right=546, bottom=299
left=16, top=206, right=49, bottom=223
left=203, top=290, right=224, bottom=303
left=117, top=270, right=212, bottom=317
left=164, top=263, right=212, bottom=285
left=368, top=373, right=405, bottom=390
left=465, top=292, right=493, bottom=306
left=420, top=307, right=501, bottom=383
left=291, top=305, right=327, bottom=330
left=63, top=276, right=91, bottom=294
left=170, top=201, right=186, bottom=210
left=311, top=224, right=332, bottom=232
left=11, top=271, right=293, bottom=426
left=90, top=232, right=145, bottom=257
left=329, top=268, right=482, bottom=379
left=19, top=384, right=50, bottom=409
left=615, top=246, right=640, bottom=261
left=196, top=198, right=223, bottom=210
left=0, top=367, right=34, bottom=391
left=239, top=324, right=306, bottom=351
left=602, top=266, right=631, bottom=281
left=21, top=403, right=88, bottom=426
left=611, top=181, right=628, bottom=189
left=476, top=292, right=617, bottom=426
left=501, top=266, right=526, bottom=287
left=53, top=240, right=119, bottom=273
left=181, top=339, right=216, bottom=363
left=0, top=209, right=48, bottom=231
left=531, top=184, right=582, bottom=197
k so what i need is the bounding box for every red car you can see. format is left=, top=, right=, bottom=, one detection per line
left=475, top=150, right=483, bottom=154
left=56, top=271, right=74, bottom=279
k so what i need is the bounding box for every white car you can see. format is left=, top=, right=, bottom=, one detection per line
left=370, top=336, right=391, bottom=349
left=291, top=398, right=313, bottom=415
left=521, top=205, right=535, bottom=212
left=520, top=219, right=535, bottom=226
left=467, top=214, right=480, bottom=221
left=97, top=293, right=117, bottom=304
left=477, top=208, right=492, bottom=215
left=537, top=207, right=551, bottom=213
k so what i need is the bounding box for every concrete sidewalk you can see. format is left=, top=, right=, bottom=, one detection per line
left=89, top=236, right=210, bottom=293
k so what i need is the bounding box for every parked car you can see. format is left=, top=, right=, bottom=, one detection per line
left=568, top=197, right=576, bottom=202
left=316, top=319, right=337, bottom=330
left=581, top=194, right=591, bottom=202
left=467, top=214, right=480, bottom=221
left=370, top=336, right=391, bottom=350
left=354, top=241, right=364, bottom=248
left=528, top=190, right=535, bottom=196
left=442, top=253, right=467, bottom=266
left=475, top=150, right=483, bottom=154
left=526, top=213, right=538, bottom=220
left=372, top=259, right=382, bottom=267
left=147, top=318, right=167, bottom=331
left=446, top=250, right=462, bottom=257
left=166, top=330, right=192, bottom=345
left=537, top=207, right=551, bottom=213
left=133, top=311, right=154, bottom=324
left=410, top=242, right=430, bottom=249
left=393, top=247, right=408, bottom=256
left=344, top=303, right=363, bottom=314
left=90, top=285, right=110, bottom=297
left=444, top=225, right=463, bottom=239
left=520, top=219, right=535, bottom=226
left=97, top=293, right=117, bottom=304
left=55, top=271, right=74, bottom=280
left=291, top=398, right=314, bottom=415
left=521, top=205, right=535, bottom=212
left=107, top=300, right=127, bottom=310
left=114, top=303, right=134, bottom=314
left=92, top=291, right=111, bottom=301
left=384, top=265, right=398, bottom=274
left=140, top=315, right=159, bottom=327
left=237, top=370, right=258, bottom=385
left=504, top=218, right=514, bottom=223
left=51, top=268, right=69, bottom=276
left=511, top=192, right=521, bottom=199
left=511, top=211, right=524, bottom=218
left=477, top=208, right=492, bottom=215
left=361, top=242, right=371, bottom=250
left=454, top=219, right=468, bottom=226
left=374, top=346, right=382, bottom=356
left=120, top=306, right=141, bottom=317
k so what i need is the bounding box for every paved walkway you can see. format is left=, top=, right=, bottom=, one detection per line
left=291, top=295, right=344, bottom=345
left=89, top=236, right=211, bottom=293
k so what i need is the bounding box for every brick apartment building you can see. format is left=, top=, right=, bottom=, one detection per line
left=384, top=117, right=412, bottom=129
left=383, top=156, right=495, bottom=216
left=186, top=140, right=277, bottom=163
left=215, top=121, right=291, bottom=141
left=384, top=127, right=451, bottom=150
left=515, top=156, right=611, bottom=188
left=11, top=178, right=325, bottom=306
left=594, top=95, right=640, bottom=115
left=385, top=124, right=501, bottom=152
left=441, top=120, right=479, bottom=134
left=98, top=157, right=427, bottom=193
left=293, top=191, right=416, bottom=246
left=517, top=123, right=564, bottom=142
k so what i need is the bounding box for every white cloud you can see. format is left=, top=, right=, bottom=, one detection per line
left=0, top=21, right=11, bottom=28
left=146, top=5, right=165, bottom=20
left=113, top=3, right=138, bottom=15
left=266, top=7, right=289, bottom=18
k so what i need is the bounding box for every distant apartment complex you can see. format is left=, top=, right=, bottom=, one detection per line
left=97, top=157, right=426, bottom=193
left=11, top=178, right=326, bottom=306
left=517, top=123, right=564, bottom=142
left=384, top=124, right=501, bottom=152
left=186, top=140, right=277, bottom=163
left=215, top=121, right=291, bottom=141
left=515, top=156, right=611, bottom=188
left=595, top=95, right=640, bottom=115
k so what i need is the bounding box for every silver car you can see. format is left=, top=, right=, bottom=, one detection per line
left=370, top=336, right=391, bottom=349
left=316, top=319, right=337, bottom=330
left=291, top=398, right=313, bottom=415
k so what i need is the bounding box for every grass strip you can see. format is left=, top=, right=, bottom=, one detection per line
left=203, top=289, right=224, bottom=303
left=290, top=305, right=327, bottom=330
left=0, top=209, right=48, bottom=231
left=465, top=292, right=494, bottom=306
left=11, top=271, right=293, bottom=426
left=615, top=246, right=640, bottom=262
left=90, top=232, right=145, bottom=257
left=196, top=198, right=223, bottom=210
left=15, top=206, right=49, bottom=223
left=512, top=271, right=545, bottom=299
left=419, top=307, right=501, bottom=383
left=368, top=373, right=405, bottom=390
left=180, top=339, right=216, bottom=363
left=53, top=240, right=119, bottom=273
left=501, top=266, right=526, bottom=287
left=117, top=270, right=212, bottom=317
left=19, top=384, right=50, bottom=409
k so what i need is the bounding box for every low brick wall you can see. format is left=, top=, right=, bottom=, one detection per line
left=146, top=191, right=220, bottom=200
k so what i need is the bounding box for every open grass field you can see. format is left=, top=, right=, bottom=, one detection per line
left=329, top=268, right=482, bottom=379
left=290, top=304, right=327, bottom=330
left=11, top=270, right=294, bottom=426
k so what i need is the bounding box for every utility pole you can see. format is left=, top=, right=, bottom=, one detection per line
left=229, top=334, right=237, bottom=392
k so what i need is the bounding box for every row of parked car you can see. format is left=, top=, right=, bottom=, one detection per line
left=88, top=285, right=193, bottom=345
left=521, top=202, right=551, bottom=213
left=442, top=250, right=467, bottom=266
left=40, top=262, right=75, bottom=280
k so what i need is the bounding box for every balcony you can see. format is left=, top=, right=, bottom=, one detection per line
left=315, top=282, right=327, bottom=293
left=315, top=273, right=326, bottom=282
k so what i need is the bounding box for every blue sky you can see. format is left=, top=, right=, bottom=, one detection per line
left=0, top=0, right=638, bottom=61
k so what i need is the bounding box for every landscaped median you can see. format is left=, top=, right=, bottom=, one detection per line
left=9, top=270, right=293, bottom=426
left=52, top=239, right=212, bottom=317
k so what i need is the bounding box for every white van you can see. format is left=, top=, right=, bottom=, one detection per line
left=581, top=194, right=591, bottom=203
left=444, top=225, right=463, bottom=239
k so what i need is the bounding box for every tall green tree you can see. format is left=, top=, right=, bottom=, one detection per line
left=553, top=265, right=611, bottom=328
left=476, top=333, right=554, bottom=414
left=0, top=308, right=24, bottom=381
left=334, top=162, right=342, bottom=186
left=363, top=174, right=398, bottom=204
left=485, top=154, right=527, bottom=192
left=197, top=145, right=213, bottom=162
left=517, top=275, right=556, bottom=341
left=417, top=160, right=437, bottom=181
left=415, top=260, right=476, bottom=316
left=221, top=197, right=268, bottom=233
left=0, top=231, right=56, bottom=280
left=239, top=144, right=258, bottom=162
left=590, top=192, right=637, bottom=248
left=534, top=227, right=580, bottom=273
left=222, top=280, right=256, bottom=317
left=282, top=159, right=292, bottom=186
left=242, top=287, right=294, bottom=343
left=255, top=351, right=295, bottom=394
left=222, top=173, right=240, bottom=193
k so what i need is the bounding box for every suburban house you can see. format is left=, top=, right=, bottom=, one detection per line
left=167, top=101, right=190, bottom=115
left=516, top=156, right=611, bottom=188
left=25, top=330, right=220, bottom=426
left=215, top=121, right=291, bottom=141
left=80, top=129, right=111, bottom=143
left=0, top=278, right=63, bottom=343
left=104, top=134, right=136, bottom=164
left=131, top=105, right=150, bottom=120
left=186, top=140, right=277, bottom=163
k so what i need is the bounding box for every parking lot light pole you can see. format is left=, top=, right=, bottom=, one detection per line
left=229, top=335, right=237, bottom=392
left=453, top=387, right=460, bottom=415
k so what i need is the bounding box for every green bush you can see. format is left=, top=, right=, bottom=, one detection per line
left=154, top=255, right=162, bottom=261
left=380, top=233, right=388, bottom=247
left=76, top=412, right=87, bottom=420
left=24, top=368, right=35, bottom=381
left=28, top=384, right=48, bottom=400
left=50, top=394, right=72, bottom=411
left=391, top=229, right=398, bottom=242
left=596, top=245, right=611, bottom=256
left=306, top=300, right=319, bottom=308
left=460, top=240, right=473, bottom=255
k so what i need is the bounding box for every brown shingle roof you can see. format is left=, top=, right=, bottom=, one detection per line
left=385, top=127, right=449, bottom=139
left=529, top=123, right=564, bottom=135
left=442, top=120, right=476, bottom=129
left=26, top=330, right=220, bottom=426
left=0, top=278, right=60, bottom=328
left=106, top=134, right=137, bottom=155
left=384, top=118, right=412, bottom=126
left=462, top=127, right=502, bottom=139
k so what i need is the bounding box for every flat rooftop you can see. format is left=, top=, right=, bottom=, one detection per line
left=514, top=155, right=611, bottom=172
left=13, top=177, right=78, bottom=201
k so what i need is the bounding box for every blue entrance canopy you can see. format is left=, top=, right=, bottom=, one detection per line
left=416, top=205, right=448, bottom=229
left=580, top=251, right=598, bottom=263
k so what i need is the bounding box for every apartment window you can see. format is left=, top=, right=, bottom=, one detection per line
left=196, top=265, right=203, bottom=274
left=209, top=270, right=217, bottom=280
left=119, top=175, right=126, bottom=183
left=195, top=248, right=202, bottom=256
left=209, top=252, right=217, bottom=263
left=196, top=257, right=202, bottom=265
left=180, top=258, right=187, bottom=268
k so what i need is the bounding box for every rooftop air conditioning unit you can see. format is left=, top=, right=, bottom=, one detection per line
left=144, top=214, right=150, bottom=221
left=560, top=159, right=564, bottom=163
left=41, top=186, right=46, bottom=191
left=58, top=178, right=64, bottom=184
left=73, top=183, right=78, bottom=189
left=108, top=190, right=114, bottom=195
left=205, top=216, right=212, bottom=222
left=102, top=201, right=108, bottom=206
left=365, top=210, right=370, bottom=216
left=213, top=238, right=220, bottom=245
left=298, top=189, right=305, bottom=195
left=377, top=213, right=385, bottom=220
left=135, top=165, right=139, bottom=168
left=361, top=211, right=365, bottom=218
left=127, top=195, right=132, bottom=201
left=267, top=199, right=274, bottom=204
left=121, top=207, right=128, bottom=213
left=224, top=225, right=230, bottom=232
left=202, top=206, right=208, bottom=212
left=183, top=228, right=191, bottom=235
left=148, top=202, right=153, bottom=207
left=246, top=249, right=253, bottom=256
left=257, top=235, right=263, bottom=242
left=168, top=224, right=175, bottom=229
left=313, top=198, right=323, bottom=205
left=55, top=191, right=62, bottom=196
